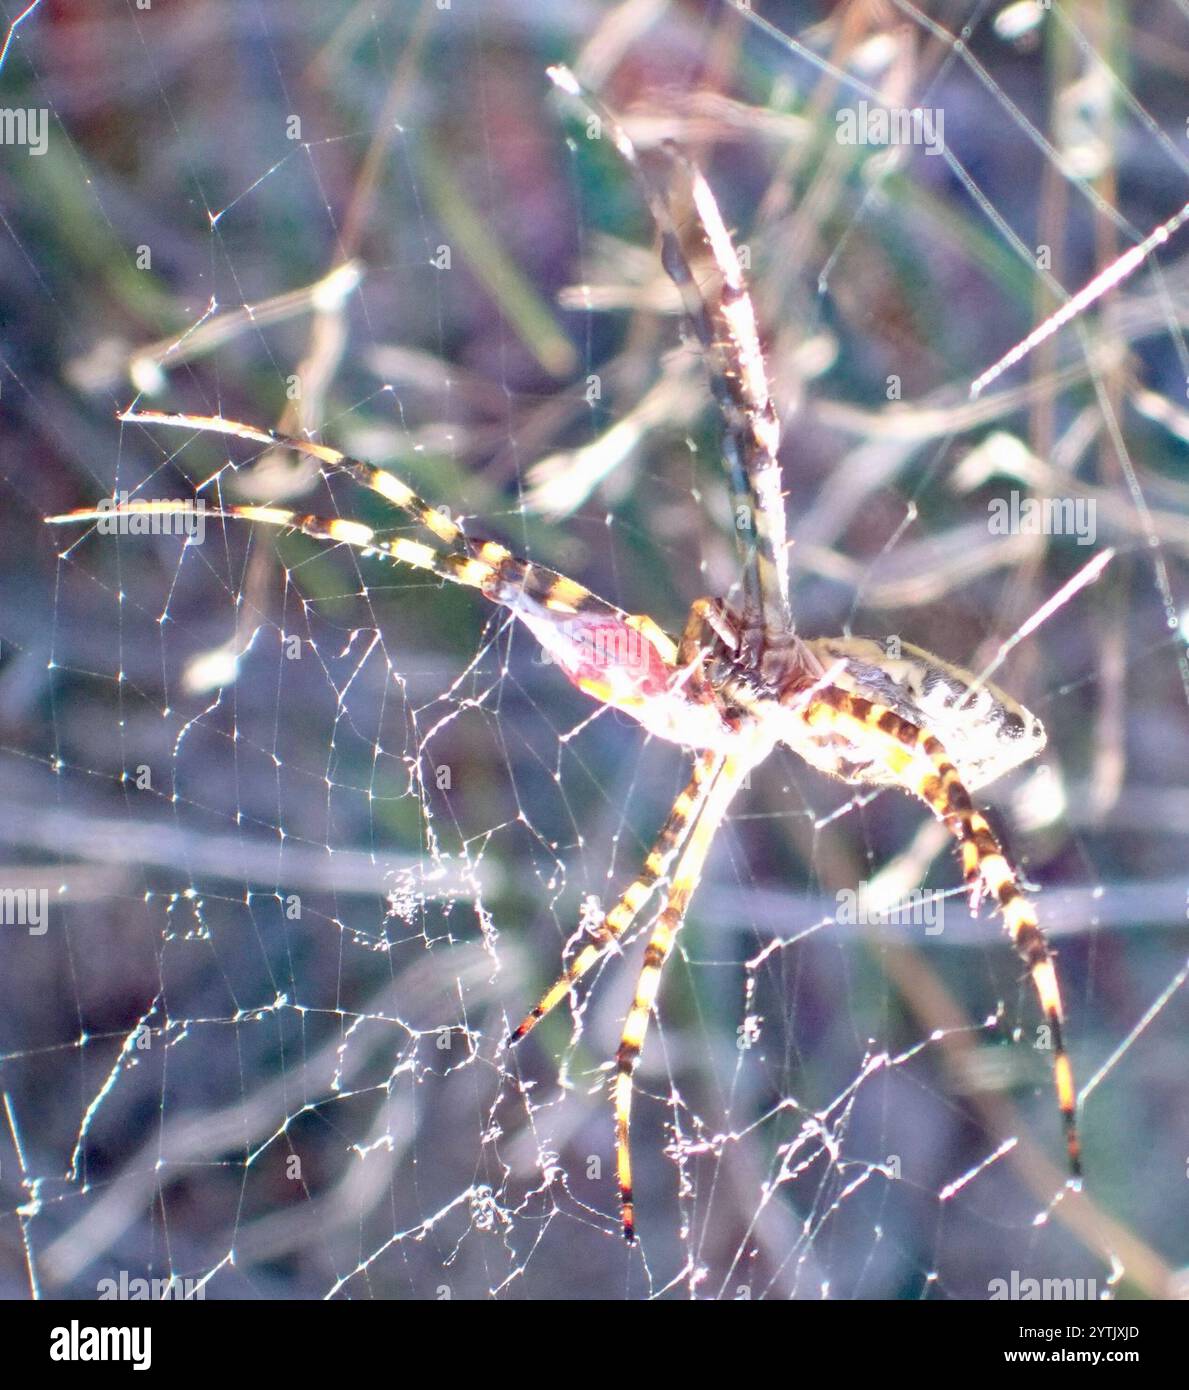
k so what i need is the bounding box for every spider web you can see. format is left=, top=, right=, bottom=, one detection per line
left=1, top=0, right=1186, bottom=1301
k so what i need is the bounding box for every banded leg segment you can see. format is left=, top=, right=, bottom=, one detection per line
left=112, top=414, right=696, bottom=670
left=46, top=497, right=525, bottom=598
left=805, top=687, right=1082, bottom=1178
left=509, top=750, right=725, bottom=1044
left=671, top=595, right=738, bottom=702
left=548, top=67, right=793, bottom=652
left=615, top=751, right=755, bottom=1242
left=46, top=495, right=679, bottom=667
left=655, top=154, right=792, bottom=652
left=120, top=409, right=467, bottom=548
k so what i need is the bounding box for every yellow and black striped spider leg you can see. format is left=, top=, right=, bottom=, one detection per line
left=803, top=686, right=1082, bottom=1178
left=114, top=412, right=662, bottom=637
left=120, top=408, right=467, bottom=548
left=613, top=748, right=760, bottom=1241
left=517, top=594, right=740, bottom=1009
left=508, top=748, right=725, bottom=1046
left=48, top=413, right=687, bottom=715
left=47, top=492, right=523, bottom=607
left=508, top=595, right=758, bottom=1239
left=548, top=67, right=793, bottom=655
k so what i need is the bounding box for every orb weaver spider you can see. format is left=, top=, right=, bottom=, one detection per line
left=48, top=65, right=1080, bottom=1243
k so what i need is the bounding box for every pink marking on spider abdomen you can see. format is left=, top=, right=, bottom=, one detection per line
left=506, top=598, right=733, bottom=750
left=563, top=618, right=672, bottom=698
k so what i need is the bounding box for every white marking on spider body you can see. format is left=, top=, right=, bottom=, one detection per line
left=798, top=636, right=1046, bottom=790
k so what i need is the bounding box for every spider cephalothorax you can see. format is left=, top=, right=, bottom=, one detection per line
left=47, top=65, right=1081, bottom=1245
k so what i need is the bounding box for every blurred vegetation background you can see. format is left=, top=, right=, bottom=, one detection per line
left=0, top=0, right=1186, bottom=1299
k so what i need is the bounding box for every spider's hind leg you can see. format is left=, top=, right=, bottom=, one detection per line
left=803, top=687, right=1082, bottom=1179
left=920, top=752, right=1083, bottom=1179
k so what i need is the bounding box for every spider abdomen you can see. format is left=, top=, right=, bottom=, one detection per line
left=794, top=635, right=1047, bottom=792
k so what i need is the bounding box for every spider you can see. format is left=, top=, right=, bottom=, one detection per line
left=47, top=65, right=1080, bottom=1244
